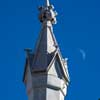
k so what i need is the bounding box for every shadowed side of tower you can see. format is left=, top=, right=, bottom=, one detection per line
left=23, top=0, right=70, bottom=100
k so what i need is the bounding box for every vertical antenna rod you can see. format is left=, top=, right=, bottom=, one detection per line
left=46, top=0, right=50, bottom=6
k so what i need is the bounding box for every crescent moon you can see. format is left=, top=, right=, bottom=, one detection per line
left=79, top=49, right=86, bottom=60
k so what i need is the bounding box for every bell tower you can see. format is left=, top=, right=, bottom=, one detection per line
left=23, top=0, right=70, bottom=100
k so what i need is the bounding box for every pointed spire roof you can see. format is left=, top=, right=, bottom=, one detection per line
left=31, top=0, right=59, bottom=71
left=32, top=22, right=58, bottom=71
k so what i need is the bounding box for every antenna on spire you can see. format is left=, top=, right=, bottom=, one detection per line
left=46, top=0, right=50, bottom=6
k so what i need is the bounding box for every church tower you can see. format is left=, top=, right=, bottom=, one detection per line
left=23, top=0, right=70, bottom=100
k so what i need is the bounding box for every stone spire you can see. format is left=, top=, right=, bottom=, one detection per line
left=23, top=0, right=70, bottom=100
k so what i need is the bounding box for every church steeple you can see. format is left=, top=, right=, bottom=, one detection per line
left=23, top=1, right=70, bottom=100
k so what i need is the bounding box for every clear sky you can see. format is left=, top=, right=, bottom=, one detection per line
left=0, top=0, right=100, bottom=100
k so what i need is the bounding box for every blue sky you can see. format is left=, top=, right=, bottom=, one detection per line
left=0, top=0, right=100, bottom=100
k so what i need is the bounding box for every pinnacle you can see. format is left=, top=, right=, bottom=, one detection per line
left=38, top=0, right=57, bottom=24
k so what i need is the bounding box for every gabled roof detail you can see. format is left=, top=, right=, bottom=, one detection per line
left=47, top=49, right=70, bottom=83
left=23, top=53, right=34, bottom=82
